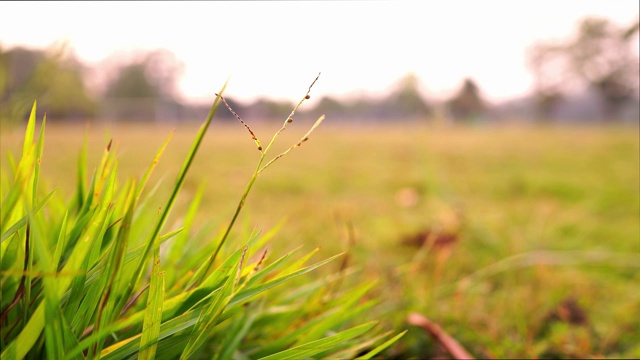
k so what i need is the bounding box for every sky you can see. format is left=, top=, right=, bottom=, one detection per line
left=1, top=1, right=638, bottom=105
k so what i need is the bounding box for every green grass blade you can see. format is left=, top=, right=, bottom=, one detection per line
left=1, top=189, right=56, bottom=243
left=327, top=330, right=397, bottom=359
left=296, top=283, right=377, bottom=344
left=166, top=182, right=204, bottom=271
left=51, top=212, right=69, bottom=285
left=180, top=246, right=246, bottom=359
left=90, top=181, right=136, bottom=355
left=0, top=303, right=45, bottom=360
left=257, top=321, right=378, bottom=360
left=235, top=246, right=301, bottom=290
left=74, top=133, right=88, bottom=213
left=28, top=207, right=78, bottom=359
left=229, top=252, right=343, bottom=307
left=97, top=308, right=201, bottom=360
left=355, top=330, right=408, bottom=360
left=31, top=114, right=46, bottom=207
left=138, top=246, right=165, bottom=360
left=216, top=309, right=258, bottom=360
left=21, top=101, right=36, bottom=159
left=65, top=169, right=118, bottom=330
left=119, top=80, right=227, bottom=315
left=191, top=233, right=260, bottom=291
left=135, top=130, right=174, bottom=204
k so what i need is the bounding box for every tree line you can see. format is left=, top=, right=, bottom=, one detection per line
left=1, top=16, right=638, bottom=126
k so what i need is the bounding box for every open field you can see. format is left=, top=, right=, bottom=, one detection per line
left=2, top=120, right=639, bottom=358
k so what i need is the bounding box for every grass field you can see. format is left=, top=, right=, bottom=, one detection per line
left=1, top=120, right=639, bottom=358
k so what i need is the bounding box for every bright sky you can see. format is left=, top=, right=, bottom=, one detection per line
left=1, top=1, right=638, bottom=104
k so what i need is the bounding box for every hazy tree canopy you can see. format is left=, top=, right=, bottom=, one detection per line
left=1, top=45, right=97, bottom=125
left=103, top=50, right=183, bottom=100
left=370, top=73, right=431, bottom=120
left=99, top=49, right=185, bottom=121
left=446, top=78, right=487, bottom=121
left=389, top=73, right=431, bottom=118
left=528, top=17, right=640, bottom=120
left=105, top=63, right=159, bottom=99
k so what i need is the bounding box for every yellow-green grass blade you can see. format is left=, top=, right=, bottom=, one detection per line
left=354, top=330, right=408, bottom=360
left=165, top=182, right=205, bottom=280
left=120, top=81, right=227, bottom=316
left=65, top=167, right=118, bottom=331
left=28, top=207, right=78, bottom=359
left=77, top=139, right=114, bottom=216
left=1, top=149, right=33, bottom=234
left=180, top=246, right=246, bottom=359
left=193, top=233, right=260, bottom=291
left=52, top=211, right=69, bottom=278
left=97, top=305, right=243, bottom=360
left=64, top=225, right=184, bottom=308
left=74, top=134, right=88, bottom=213
left=272, top=267, right=360, bottom=305
left=81, top=243, right=256, bottom=342
left=97, top=307, right=202, bottom=360
left=235, top=246, right=303, bottom=291
left=1, top=188, right=56, bottom=243
left=93, top=181, right=136, bottom=333
left=228, top=252, right=343, bottom=308
left=326, top=330, right=400, bottom=359
left=295, top=283, right=378, bottom=344
left=276, top=247, right=320, bottom=278
left=0, top=301, right=45, bottom=360
left=22, top=235, right=32, bottom=329
left=257, top=321, right=378, bottom=360
left=31, top=114, right=46, bottom=208
left=20, top=101, right=36, bottom=159
left=1, top=102, right=38, bottom=232
left=215, top=308, right=258, bottom=360
left=61, top=208, right=112, bottom=306
left=138, top=245, right=165, bottom=360
left=4, top=191, right=115, bottom=359
left=1, top=233, right=21, bottom=295
left=249, top=285, right=377, bottom=357
left=135, top=130, right=174, bottom=205
left=9, top=116, right=44, bottom=325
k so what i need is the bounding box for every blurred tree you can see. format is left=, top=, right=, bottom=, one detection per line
left=446, top=78, right=487, bottom=121
left=386, top=73, right=431, bottom=119
left=104, top=49, right=183, bottom=99
left=246, top=98, right=293, bottom=121
left=0, top=44, right=97, bottom=126
left=528, top=17, right=639, bottom=120
left=105, top=63, right=159, bottom=99
left=311, top=96, right=350, bottom=119
left=102, top=49, right=184, bottom=121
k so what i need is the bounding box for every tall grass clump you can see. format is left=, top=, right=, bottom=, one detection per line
left=0, top=75, right=405, bottom=359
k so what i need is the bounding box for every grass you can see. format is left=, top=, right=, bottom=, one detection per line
left=2, top=110, right=639, bottom=357
left=0, top=78, right=405, bottom=359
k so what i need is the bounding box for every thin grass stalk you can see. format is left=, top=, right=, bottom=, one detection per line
left=115, top=81, right=227, bottom=314
left=196, top=74, right=323, bottom=282
left=261, top=73, right=320, bottom=155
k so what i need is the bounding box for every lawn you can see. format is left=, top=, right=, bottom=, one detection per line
left=1, top=119, right=638, bottom=358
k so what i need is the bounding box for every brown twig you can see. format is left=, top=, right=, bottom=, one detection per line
left=407, top=312, right=475, bottom=360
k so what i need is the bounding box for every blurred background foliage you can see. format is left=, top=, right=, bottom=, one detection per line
left=1, top=16, right=638, bottom=128
left=0, top=44, right=98, bottom=124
